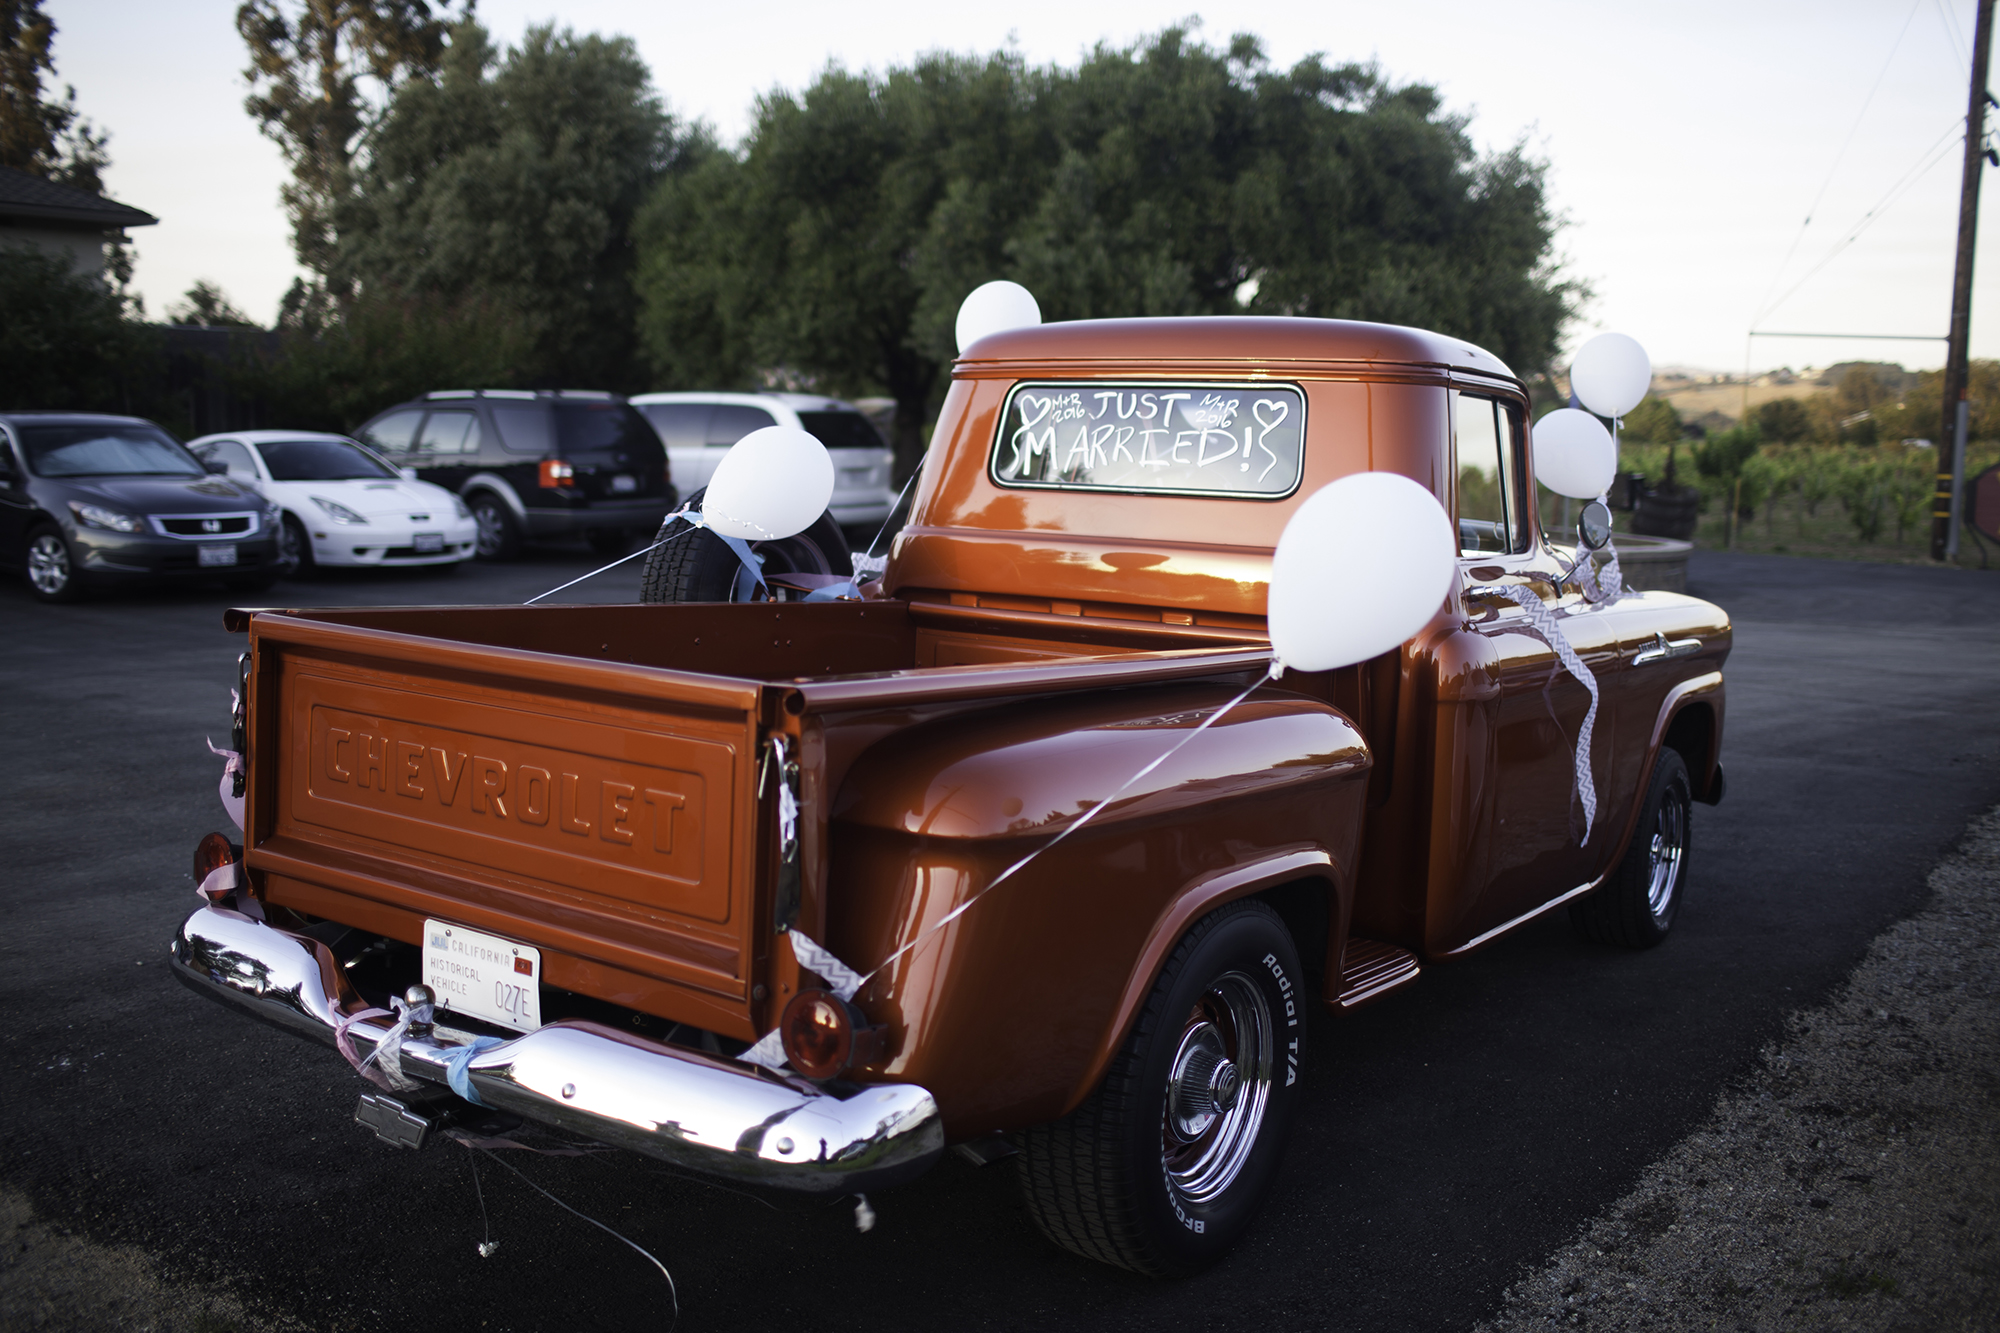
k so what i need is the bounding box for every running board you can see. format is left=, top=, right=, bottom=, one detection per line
left=1337, top=938, right=1421, bottom=1009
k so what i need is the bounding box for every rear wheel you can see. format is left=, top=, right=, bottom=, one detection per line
left=1017, top=900, right=1305, bottom=1275
left=1570, top=748, right=1691, bottom=948
left=25, top=526, right=82, bottom=603
left=469, top=492, right=522, bottom=561
left=637, top=486, right=851, bottom=603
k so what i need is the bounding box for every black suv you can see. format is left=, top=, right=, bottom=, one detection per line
left=354, top=391, right=673, bottom=559
left=0, top=412, right=284, bottom=602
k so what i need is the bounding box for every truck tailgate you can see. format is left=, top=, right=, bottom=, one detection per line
left=243, top=613, right=768, bottom=1039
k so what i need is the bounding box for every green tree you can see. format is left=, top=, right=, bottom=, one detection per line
left=167, top=280, right=259, bottom=328
left=334, top=21, right=683, bottom=387
left=0, top=245, right=151, bottom=409
left=237, top=0, right=467, bottom=284
left=1620, top=395, right=1681, bottom=444
left=635, top=26, right=1580, bottom=478
left=1, top=0, right=108, bottom=190
left=1755, top=396, right=1811, bottom=444
left=241, top=290, right=534, bottom=430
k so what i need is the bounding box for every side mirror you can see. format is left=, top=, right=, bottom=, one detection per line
left=202, top=458, right=230, bottom=475
left=1578, top=499, right=1613, bottom=550
left=399, top=467, right=418, bottom=481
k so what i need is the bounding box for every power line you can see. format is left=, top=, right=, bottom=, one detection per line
left=1750, top=0, right=1926, bottom=325
left=1936, top=0, right=1971, bottom=72
left=1756, top=120, right=1967, bottom=325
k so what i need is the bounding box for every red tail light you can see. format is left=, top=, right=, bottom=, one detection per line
left=192, top=831, right=239, bottom=897
left=781, top=989, right=852, bottom=1080
left=538, top=459, right=574, bottom=488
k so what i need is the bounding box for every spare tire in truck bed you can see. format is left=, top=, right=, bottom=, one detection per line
left=638, top=486, right=853, bottom=603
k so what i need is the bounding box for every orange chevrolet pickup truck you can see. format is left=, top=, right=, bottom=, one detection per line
left=173, top=317, right=1729, bottom=1275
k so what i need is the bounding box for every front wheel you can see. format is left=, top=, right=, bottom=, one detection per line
left=25, top=526, right=82, bottom=603
left=1570, top=747, right=1691, bottom=948
left=1017, top=900, right=1306, bottom=1276
left=276, top=513, right=312, bottom=578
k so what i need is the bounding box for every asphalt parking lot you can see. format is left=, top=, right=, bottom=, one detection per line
left=1, top=545, right=1996, bottom=1332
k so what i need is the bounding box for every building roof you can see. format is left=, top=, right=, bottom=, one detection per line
left=0, top=165, right=157, bottom=230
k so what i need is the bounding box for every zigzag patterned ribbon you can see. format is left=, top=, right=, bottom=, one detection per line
left=1487, top=585, right=1600, bottom=841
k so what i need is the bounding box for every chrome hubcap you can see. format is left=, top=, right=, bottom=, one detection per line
left=275, top=519, right=302, bottom=572
left=1646, top=780, right=1689, bottom=918
left=474, top=504, right=505, bottom=556
left=1162, top=971, right=1273, bottom=1205
left=27, top=534, right=69, bottom=595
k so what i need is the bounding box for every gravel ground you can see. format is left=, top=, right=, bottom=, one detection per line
left=0, top=1186, right=300, bottom=1332
left=1478, top=807, right=2000, bottom=1333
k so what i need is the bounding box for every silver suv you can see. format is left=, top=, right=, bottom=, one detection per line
left=628, top=392, right=896, bottom=530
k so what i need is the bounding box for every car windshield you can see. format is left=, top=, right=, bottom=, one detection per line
left=20, top=423, right=204, bottom=478
left=259, top=438, right=399, bottom=480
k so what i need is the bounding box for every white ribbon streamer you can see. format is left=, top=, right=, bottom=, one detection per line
left=1488, top=585, right=1600, bottom=841
left=788, top=931, right=864, bottom=1002
left=206, top=737, right=244, bottom=830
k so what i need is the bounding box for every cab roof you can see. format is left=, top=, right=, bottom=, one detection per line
left=958, top=316, right=1516, bottom=382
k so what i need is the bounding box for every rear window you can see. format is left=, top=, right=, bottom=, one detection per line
left=557, top=402, right=657, bottom=457
left=991, top=382, right=1305, bottom=498
left=638, top=403, right=711, bottom=450
left=260, top=438, right=399, bottom=481
left=796, top=410, right=885, bottom=452
left=705, top=405, right=776, bottom=446
left=21, top=423, right=203, bottom=478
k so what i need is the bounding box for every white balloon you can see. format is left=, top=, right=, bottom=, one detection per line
left=955, top=280, right=1042, bottom=354
left=701, top=426, right=835, bottom=541
left=1570, top=332, right=1651, bottom=419
left=1268, top=473, right=1457, bottom=674
left=1533, top=408, right=1618, bottom=500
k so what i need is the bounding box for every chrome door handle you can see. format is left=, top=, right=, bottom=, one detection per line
left=1633, top=631, right=1701, bottom=665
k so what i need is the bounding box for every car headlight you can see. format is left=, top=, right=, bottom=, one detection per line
left=312, top=496, right=369, bottom=525
left=450, top=494, right=472, bottom=521
left=68, top=501, right=146, bottom=533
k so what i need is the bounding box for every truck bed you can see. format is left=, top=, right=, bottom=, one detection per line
left=236, top=598, right=1274, bottom=1041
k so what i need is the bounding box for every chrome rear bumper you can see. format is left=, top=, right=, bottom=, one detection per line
left=170, top=907, right=943, bottom=1193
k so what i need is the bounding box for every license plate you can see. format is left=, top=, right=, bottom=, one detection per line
left=610, top=474, right=637, bottom=494
left=423, top=920, right=542, bottom=1032
left=412, top=532, right=444, bottom=553
left=197, top=544, right=237, bottom=568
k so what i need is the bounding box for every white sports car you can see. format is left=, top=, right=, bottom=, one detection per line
left=187, top=431, right=478, bottom=572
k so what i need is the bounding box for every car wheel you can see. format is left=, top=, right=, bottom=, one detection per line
left=1017, top=900, right=1305, bottom=1276
left=1570, top=747, right=1691, bottom=949
left=470, top=492, right=521, bottom=561
left=637, top=486, right=852, bottom=603
left=25, top=526, right=82, bottom=603
left=276, top=513, right=313, bottom=578
left=586, top=527, right=633, bottom=557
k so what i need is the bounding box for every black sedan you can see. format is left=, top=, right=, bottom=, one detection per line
left=0, top=413, right=285, bottom=603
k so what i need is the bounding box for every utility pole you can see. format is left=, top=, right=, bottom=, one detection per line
left=1933, top=0, right=1997, bottom=560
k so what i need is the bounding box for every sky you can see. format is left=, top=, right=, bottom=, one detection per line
left=45, top=0, right=2000, bottom=376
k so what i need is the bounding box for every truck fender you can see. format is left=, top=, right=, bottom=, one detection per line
left=825, top=679, right=1370, bottom=1137
left=1059, top=847, right=1348, bottom=1120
